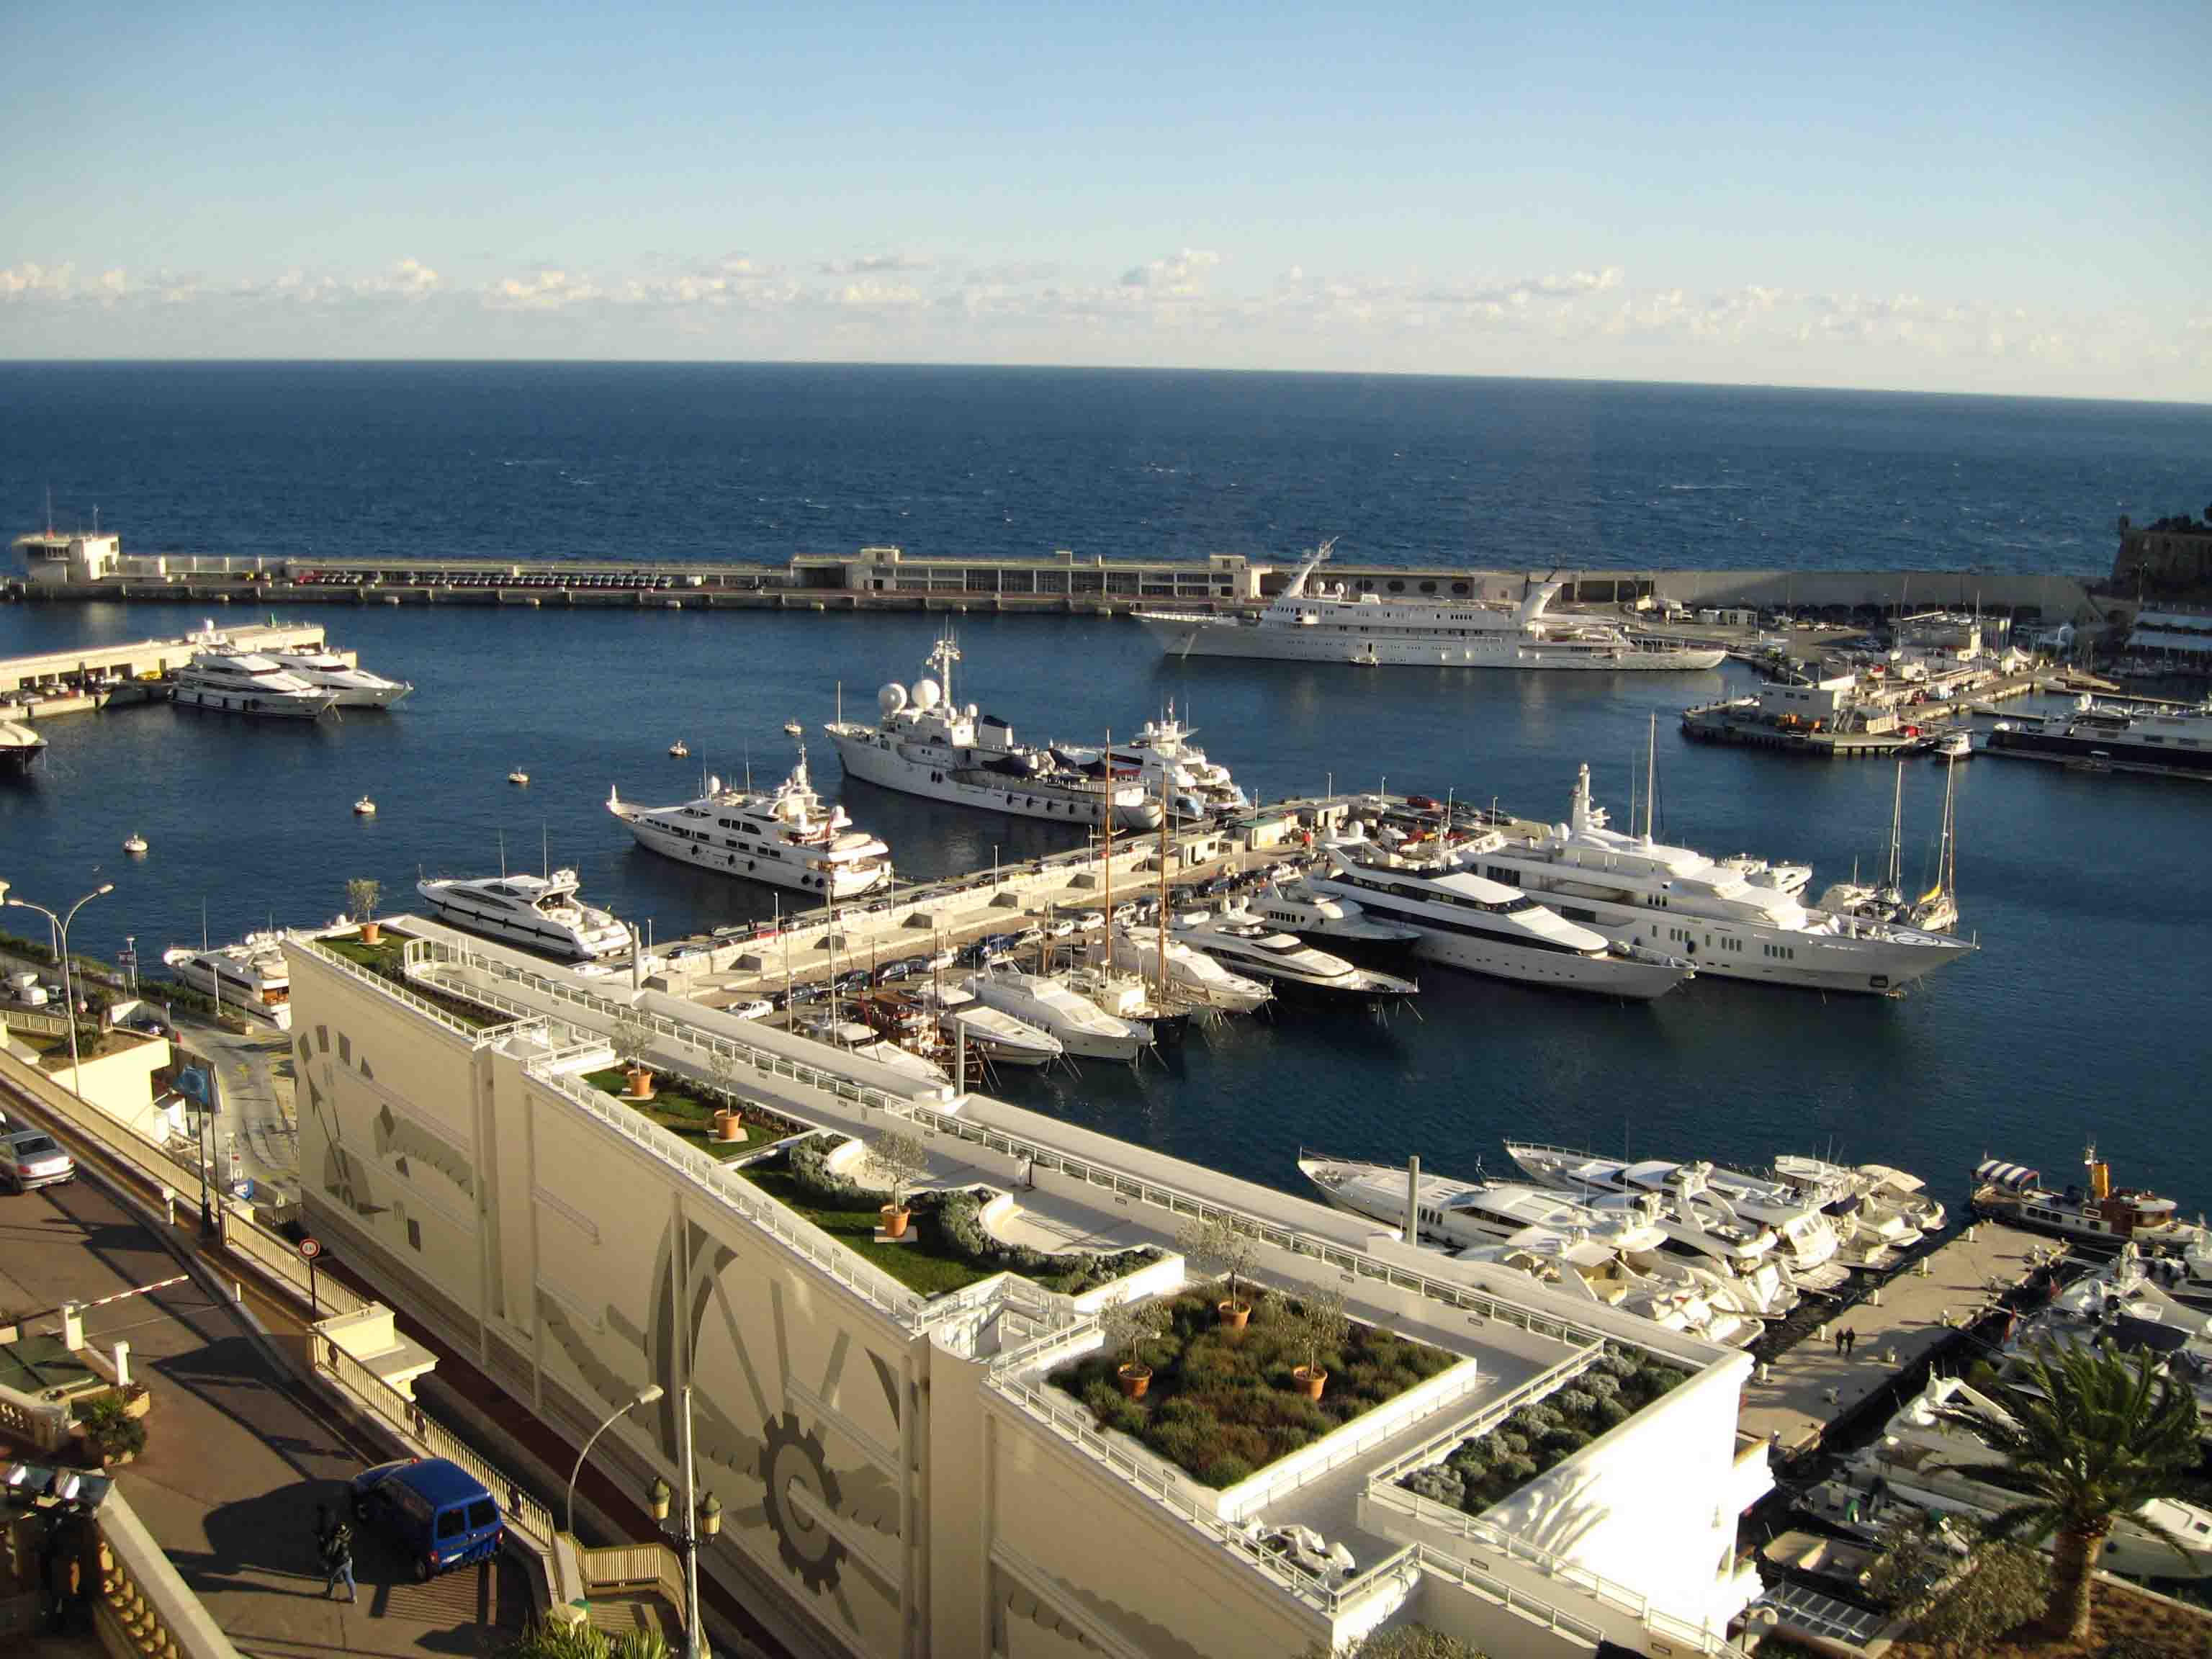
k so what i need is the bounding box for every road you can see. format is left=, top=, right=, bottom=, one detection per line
left=174, top=1014, right=302, bottom=1207
left=0, top=1172, right=528, bottom=1656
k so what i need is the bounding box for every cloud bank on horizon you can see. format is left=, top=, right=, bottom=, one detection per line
left=1, top=2, right=2206, bottom=400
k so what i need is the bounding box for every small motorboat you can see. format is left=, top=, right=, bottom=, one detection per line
left=354, top=796, right=377, bottom=816
left=508, top=769, right=530, bottom=786
left=122, top=833, right=148, bottom=855
left=668, top=740, right=689, bottom=758
left=1933, top=731, right=1972, bottom=759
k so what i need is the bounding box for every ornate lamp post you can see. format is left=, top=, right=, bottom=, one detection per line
left=565, top=1382, right=665, bottom=1540
left=647, top=1384, right=720, bottom=1659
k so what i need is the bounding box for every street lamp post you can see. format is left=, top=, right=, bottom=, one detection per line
left=648, top=1385, right=720, bottom=1659
left=565, top=1382, right=665, bottom=1541
left=6, top=883, right=114, bottom=1094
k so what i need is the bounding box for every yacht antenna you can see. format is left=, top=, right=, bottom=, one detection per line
left=1644, top=711, right=1657, bottom=841
left=743, top=742, right=752, bottom=794
left=541, top=824, right=549, bottom=881
left=498, top=830, right=507, bottom=879
left=202, top=899, right=208, bottom=953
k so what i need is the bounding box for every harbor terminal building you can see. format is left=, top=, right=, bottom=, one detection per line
left=289, top=919, right=1768, bottom=1659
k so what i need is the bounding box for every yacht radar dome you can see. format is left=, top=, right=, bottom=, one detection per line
left=912, top=678, right=942, bottom=711
left=878, top=682, right=908, bottom=716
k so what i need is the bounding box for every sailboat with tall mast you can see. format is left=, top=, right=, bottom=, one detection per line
left=1817, top=758, right=1963, bottom=936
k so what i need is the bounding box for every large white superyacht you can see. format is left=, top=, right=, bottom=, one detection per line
left=1306, top=846, right=1694, bottom=999
left=826, top=638, right=1159, bottom=830
left=415, top=869, right=633, bottom=961
left=609, top=733, right=891, bottom=901
left=268, top=645, right=414, bottom=709
left=1460, top=764, right=1974, bottom=994
left=1135, top=540, right=1727, bottom=671
left=169, top=652, right=340, bottom=720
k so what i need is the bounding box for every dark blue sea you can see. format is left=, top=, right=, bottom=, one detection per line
left=2, top=364, right=2208, bottom=1217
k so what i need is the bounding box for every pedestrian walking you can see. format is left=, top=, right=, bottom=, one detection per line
left=323, top=1516, right=356, bottom=1604
left=1842, top=1328, right=1856, bottom=1357
left=1831, top=1327, right=1844, bottom=1354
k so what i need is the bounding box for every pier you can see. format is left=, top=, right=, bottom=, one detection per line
left=0, top=621, right=332, bottom=708
left=1738, top=1220, right=2055, bottom=1457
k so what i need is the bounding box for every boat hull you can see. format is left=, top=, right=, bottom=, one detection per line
left=170, top=685, right=336, bottom=720
left=1136, top=613, right=1725, bottom=672
left=828, top=726, right=1157, bottom=829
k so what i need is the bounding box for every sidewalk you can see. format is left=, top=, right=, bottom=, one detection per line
left=0, top=1176, right=529, bottom=1657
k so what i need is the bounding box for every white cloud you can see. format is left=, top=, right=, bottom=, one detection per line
left=487, top=269, right=599, bottom=311
left=0, top=262, right=75, bottom=300
left=819, top=253, right=931, bottom=276
left=1118, top=248, right=1219, bottom=295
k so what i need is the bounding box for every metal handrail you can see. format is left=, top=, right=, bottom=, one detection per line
left=295, top=935, right=489, bottom=1038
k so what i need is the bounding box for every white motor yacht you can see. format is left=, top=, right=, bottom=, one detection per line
left=1773, top=1155, right=1942, bottom=1265
left=827, top=638, right=1159, bottom=830
left=1246, top=879, right=1423, bottom=951
left=1136, top=539, right=1727, bottom=671
left=1107, top=925, right=1274, bottom=1012
left=268, top=647, right=413, bottom=709
left=1848, top=1375, right=2212, bottom=1581
left=162, top=933, right=292, bottom=1027
left=963, top=966, right=1151, bottom=1062
left=924, top=986, right=1064, bottom=1069
left=1298, top=1154, right=1760, bottom=1346
left=1506, top=1143, right=1848, bottom=1290
left=0, top=719, right=48, bottom=774
left=1458, top=764, right=1972, bottom=995
left=1308, top=846, right=1694, bottom=999
left=170, top=652, right=340, bottom=720
left=803, top=1018, right=951, bottom=1086
left=610, top=732, right=891, bottom=901
left=1169, top=907, right=1418, bottom=1005
left=1053, top=709, right=1248, bottom=821
left=415, top=869, right=633, bottom=961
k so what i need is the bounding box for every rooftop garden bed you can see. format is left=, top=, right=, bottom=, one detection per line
left=309, top=932, right=505, bottom=1030
left=582, top=1066, right=780, bottom=1161
left=1396, top=1344, right=1691, bottom=1517
left=735, top=1135, right=1161, bottom=1301
left=1054, top=1288, right=1460, bottom=1490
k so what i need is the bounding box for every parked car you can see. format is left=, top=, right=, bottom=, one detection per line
left=349, top=1457, right=504, bottom=1581
left=1012, top=926, right=1045, bottom=946
left=0, top=1129, right=74, bottom=1192
left=1076, top=911, right=1106, bottom=932
left=878, top=959, right=919, bottom=982
left=835, top=969, right=872, bottom=991
left=925, top=948, right=958, bottom=971
left=728, top=998, right=774, bottom=1020
left=1045, top=918, right=1076, bottom=939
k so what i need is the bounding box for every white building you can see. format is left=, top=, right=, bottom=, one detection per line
left=14, top=531, right=121, bottom=586
left=288, top=920, right=1768, bottom=1659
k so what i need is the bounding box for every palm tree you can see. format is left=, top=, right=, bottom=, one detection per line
left=1936, top=1341, right=2200, bottom=1642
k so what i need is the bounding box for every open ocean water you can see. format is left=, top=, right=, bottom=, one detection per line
left=1, top=364, right=2208, bottom=1218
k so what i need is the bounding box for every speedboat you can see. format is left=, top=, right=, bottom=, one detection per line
left=268, top=646, right=413, bottom=709
left=669, top=739, right=689, bottom=757
left=417, top=869, right=634, bottom=961
left=611, top=732, right=891, bottom=900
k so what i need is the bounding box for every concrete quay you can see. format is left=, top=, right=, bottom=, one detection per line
left=0, top=622, right=332, bottom=706
left=1737, top=1221, right=2056, bottom=1459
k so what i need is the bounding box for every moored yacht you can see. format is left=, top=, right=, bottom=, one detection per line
left=610, top=732, right=891, bottom=901
left=963, top=965, right=1151, bottom=1062
left=1246, top=878, right=1423, bottom=954
left=826, top=638, right=1159, bottom=830
left=1308, top=845, right=1694, bottom=999
left=162, top=933, right=292, bottom=1027
left=1773, top=1154, right=1942, bottom=1266
left=269, top=646, right=413, bottom=708
left=1106, top=925, right=1274, bottom=1012
left=0, top=718, right=46, bottom=774
left=1136, top=539, right=1727, bottom=671
left=1169, top=907, right=1418, bottom=1005
left=415, top=869, right=633, bottom=961
left=1054, top=709, right=1248, bottom=821
left=925, top=986, right=1064, bottom=1070
left=1969, top=1147, right=2205, bottom=1256
left=1506, top=1143, right=1847, bottom=1290
left=1458, top=764, right=1973, bottom=995
left=170, top=652, right=339, bottom=720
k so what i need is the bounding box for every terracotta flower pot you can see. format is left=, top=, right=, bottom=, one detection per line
left=1117, top=1363, right=1152, bottom=1400
left=713, top=1109, right=744, bottom=1143
left=360, top=921, right=382, bottom=945
left=1218, top=1300, right=1251, bottom=1332
left=625, top=1066, right=656, bottom=1102
left=881, top=1205, right=911, bottom=1239
left=1293, top=1365, right=1328, bottom=1402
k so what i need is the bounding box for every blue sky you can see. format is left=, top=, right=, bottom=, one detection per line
left=4, top=1, right=2206, bottom=397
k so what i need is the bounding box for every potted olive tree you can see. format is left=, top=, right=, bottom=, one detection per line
left=709, top=1043, right=747, bottom=1143
left=1102, top=1299, right=1172, bottom=1400
left=1281, top=1289, right=1348, bottom=1402
left=1177, top=1213, right=1259, bottom=1331
left=867, top=1130, right=930, bottom=1240
left=611, top=1007, right=659, bottom=1101
left=346, top=878, right=382, bottom=946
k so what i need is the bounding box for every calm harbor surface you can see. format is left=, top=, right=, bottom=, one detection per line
left=1, top=596, right=2203, bottom=1224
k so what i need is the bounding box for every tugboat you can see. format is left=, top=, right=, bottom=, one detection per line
left=1969, top=1146, right=2203, bottom=1256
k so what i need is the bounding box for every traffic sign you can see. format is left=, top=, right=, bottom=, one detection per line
left=298, top=1236, right=323, bottom=1261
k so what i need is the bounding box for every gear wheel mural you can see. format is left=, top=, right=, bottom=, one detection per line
left=759, top=1409, right=846, bottom=1593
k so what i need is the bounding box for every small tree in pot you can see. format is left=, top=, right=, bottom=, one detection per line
left=76, top=1390, right=148, bottom=1467
left=1102, top=1298, right=1171, bottom=1400
left=708, top=1043, right=748, bottom=1141
left=1279, top=1288, right=1348, bottom=1401
left=346, top=878, right=382, bottom=945
left=1177, top=1213, right=1259, bottom=1330
left=611, top=1007, right=660, bottom=1100
left=866, top=1130, right=930, bottom=1239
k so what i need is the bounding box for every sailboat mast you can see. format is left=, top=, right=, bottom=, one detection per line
left=1099, top=730, right=1112, bottom=966
left=1644, top=711, right=1657, bottom=840
left=1157, top=765, right=1171, bottom=1002
left=1885, top=763, right=1903, bottom=893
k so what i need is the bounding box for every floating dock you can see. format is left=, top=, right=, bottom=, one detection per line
left=1738, top=1220, right=2056, bottom=1458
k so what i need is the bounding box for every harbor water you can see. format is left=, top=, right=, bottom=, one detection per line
left=1, top=364, right=2208, bottom=1221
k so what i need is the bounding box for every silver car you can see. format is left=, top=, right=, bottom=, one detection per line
left=0, top=1128, right=76, bottom=1192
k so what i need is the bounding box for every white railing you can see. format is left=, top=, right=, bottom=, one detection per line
left=296, top=935, right=493, bottom=1038
left=220, top=1203, right=369, bottom=1318
left=93, top=1485, right=243, bottom=1659
left=1364, top=1344, right=1604, bottom=1492
left=0, top=1046, right=206, bottom=1202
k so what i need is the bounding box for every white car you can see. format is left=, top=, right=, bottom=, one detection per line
left=1045, top=918, right=1076, bottom=939
left=728, top=999, right=774, bottom=1020
left=0, top=1128, right=76, bottom=1192
left=1076, top=911, right=1106, bottom=932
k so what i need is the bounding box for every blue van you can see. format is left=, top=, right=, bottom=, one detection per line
left=349, top=1457, right=505, bottom=1581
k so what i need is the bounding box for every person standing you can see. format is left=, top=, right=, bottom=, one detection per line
left=323, top=1516, right=356, bottom=1604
